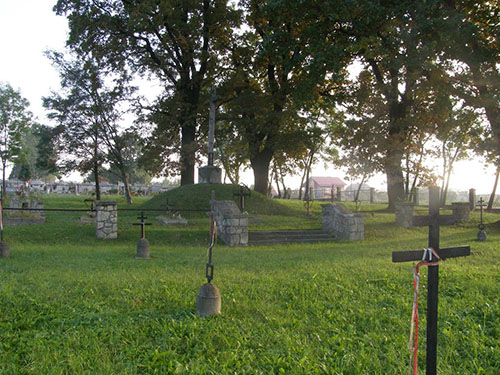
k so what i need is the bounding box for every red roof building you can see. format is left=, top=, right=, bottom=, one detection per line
left=308, top=176, right=346, bottom=199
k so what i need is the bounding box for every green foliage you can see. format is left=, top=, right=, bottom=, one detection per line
left=55, top=0, right=242, bottom=185
left=0, top=194, right=499, bottom=373
left=0, top=82, right=32, bottom=188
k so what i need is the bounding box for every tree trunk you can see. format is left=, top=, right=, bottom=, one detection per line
left=384, top=150, right=405, bottom=210
left=2, top=160, right=5, bottom=205
left=250, top=149, right=273, bottom=195
left=355, top=174, right=367, bottom=202
left=180, top=123, right=196, bottom=185
left=273, top=165, right=281, bottom=198
left=487, top=165, right=500, bottom=211
left=93, top=161, right=101, bottom=201
left=119, top=167, right=132, bottom=205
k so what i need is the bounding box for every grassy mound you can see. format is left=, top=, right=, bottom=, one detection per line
left=140, top=183, right=306, bottom=216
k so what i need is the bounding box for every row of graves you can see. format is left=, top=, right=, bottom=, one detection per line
left=0, top=90, right=487, bottom=375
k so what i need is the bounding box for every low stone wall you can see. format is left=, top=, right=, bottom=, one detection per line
left=452, top=202, right=470, bottom=223
left=4, top=217, right=46, bottom=226
left=395, top=202, right=415, bottom=227
left=321, top=204, right=364, bottom=241
left=212, top=200, right=248, bottom=246
left=96, top=201, right=117, bottom=239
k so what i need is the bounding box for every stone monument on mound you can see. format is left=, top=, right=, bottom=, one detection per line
left=198, top=86, right=221, bottom=184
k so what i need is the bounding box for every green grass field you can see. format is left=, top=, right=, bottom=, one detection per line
left=0, top=186, right=499, bottom=374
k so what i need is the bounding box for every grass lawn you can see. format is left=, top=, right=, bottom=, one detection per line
left=0, top=187, right=499, bottom=374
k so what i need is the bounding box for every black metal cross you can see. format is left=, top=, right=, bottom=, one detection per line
left=233, top=185, right=251, bottom=211
left=132, top=211, right=152, bottom=239
left=392, top=186, right=470, bottom=375
left=476, top=197, right=487, bottom=241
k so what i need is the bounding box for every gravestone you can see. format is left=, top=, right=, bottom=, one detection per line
left=198, top=86, right=222, bottom=184
left=133, top=212, right=151, bottom=259
left=5, top=194, right=46, bottom=226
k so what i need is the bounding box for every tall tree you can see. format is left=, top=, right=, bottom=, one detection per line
left=44, top=52, right=137, bottom=203
left=55, top=0, right=241, bottom=185
left=220, top=0, right=349, bottom=194
left=10, top=124, right=61, bottom=182
left=336, top=1, right=455, bottom=209
left=0, top=83, right=31, bottom=198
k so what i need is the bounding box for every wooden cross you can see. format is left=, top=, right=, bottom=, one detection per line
left=133, top=211, right=152, bottom=239
left=392, top=186, right=470, bottom=375
left=233, top=185, right=251, bottom=211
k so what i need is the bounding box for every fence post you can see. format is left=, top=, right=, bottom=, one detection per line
left=413, top=188, right=420, bottom=206
left=336, top=187, right=342, bottom=202
left=96, top=201, right=118, bottom=239
left=370, top=188, right=375, bottom=204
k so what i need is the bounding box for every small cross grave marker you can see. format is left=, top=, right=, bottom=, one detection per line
left=233, top=185, right=251, bottom=211
left=392, top=186, right=470, bottom=375
left=133, top=211, right=152, bottom=239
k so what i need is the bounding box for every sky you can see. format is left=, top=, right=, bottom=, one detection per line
left=0, top=0, right=495, bottom=194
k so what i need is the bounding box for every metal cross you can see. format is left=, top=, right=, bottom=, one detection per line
left=132, top=211, right=152, bottom=239
left=476, top=197, right=487, bottom=241
left=233, top=185, right=251, bottom=211
left=392, top=186, right=470, bottom=375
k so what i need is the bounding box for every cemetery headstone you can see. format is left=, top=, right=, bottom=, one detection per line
left=133, top=211, right=152, bottom=259
left=476, top=198, right=487, bottom=241
left=392, top=186, right=470, bottom=375
left=196, top=191, right=221, bottom=317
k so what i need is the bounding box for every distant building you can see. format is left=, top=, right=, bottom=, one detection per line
left=29, top=180, right=45, bottom=192
left=308, top=176, right=346, bottom=199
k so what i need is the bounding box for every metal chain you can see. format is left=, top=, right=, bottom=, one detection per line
left=205, top=213, right=216, bottom=283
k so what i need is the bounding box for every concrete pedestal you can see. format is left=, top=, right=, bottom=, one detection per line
left=136, top=238, right=150, bottom=259
left=198, top=166, right=222, bottom=184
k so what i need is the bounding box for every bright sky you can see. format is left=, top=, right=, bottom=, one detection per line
left=0, top=0, right=495, bottom=193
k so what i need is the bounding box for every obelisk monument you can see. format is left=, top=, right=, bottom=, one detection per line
left=198, top=86, right=222, bottom=184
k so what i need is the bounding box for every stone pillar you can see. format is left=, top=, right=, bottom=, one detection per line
left=370, top=188, right=375, bottom=204
left=96, top=201, right=117, bottom=239
left=212, top=200, right=248, bottom=246
left=452, top=202, right=470, bottom=223
left=469, top=189, right=476, bottom=211
left=395, top=202, right=415, bottom=228
left=413, top=188, right=420, bottom=206
left=321, top=203, right=364, bottom=241
left=336, top=187, right=342, bottom=202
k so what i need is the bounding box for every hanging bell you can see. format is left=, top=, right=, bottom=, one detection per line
left=196, top=282, right=221, bottom=317
left=135, top=238, right=150, bottom=259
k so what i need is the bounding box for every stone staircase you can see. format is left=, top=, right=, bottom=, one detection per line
left=248, top=230, right=336, bottom=246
